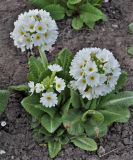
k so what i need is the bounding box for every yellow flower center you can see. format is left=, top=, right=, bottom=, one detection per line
left=88, top=67, right=93, bottom=72
left=82, top=79, right=86, bottom=84
left=46, top=96, right=52, bottom=101
left=26, top=38, right=30, bottom=43
left=30, top=25, right=34, bottom=30
left=44, top=33, right=48, bottom=37
left=38, top=26, right=43, bottom=31
left=90, top=76, right=95, bottom=81
left=36, top=35, right=40, bottom=40
left=57, top=84, right=61, bottom=88
left=80, top=72, right=83, bottom=76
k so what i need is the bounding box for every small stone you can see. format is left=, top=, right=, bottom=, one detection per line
left=123, top=137, right=130, bottom=145
left=97, top=146, right=105, bottom=157
left=1, top=121, right=6, bottom=127
left=112, top=24, right=118, bottom=28
left=0, top=149, right=6, bottom=155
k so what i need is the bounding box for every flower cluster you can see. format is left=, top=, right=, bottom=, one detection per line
left=28, top=64, right=66, bottom=108
left=10, top=9, right=58, bottom=52
left=70, top=48, right=121, bottom=100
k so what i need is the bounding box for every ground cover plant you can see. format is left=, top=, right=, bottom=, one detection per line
left=28, top=0, right=107, bottom=30
left=8, top=9, right=133, bottom=159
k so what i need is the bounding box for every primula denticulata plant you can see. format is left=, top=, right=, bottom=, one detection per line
left=28, top=0, right=107, bottom=30
left=10, top=9, right=133, bottom=159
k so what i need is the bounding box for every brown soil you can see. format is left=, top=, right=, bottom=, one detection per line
left=0, top=0, right=133, bottom=159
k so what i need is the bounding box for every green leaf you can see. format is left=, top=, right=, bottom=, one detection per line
left=38, top=49, right=48, bottom=69
left=29, top=0, right=54, bottom=8
left=28, top=56, right=46, bottom=83
left=35, top=104, right=56, bottom=117
left=82, top=110, right=104, bottom=124
left=0, top=90, right=10, bottom=113
left=100, top=91, right=133, bottom=107
left=84, top=121, right=108, bottom=138
left=45, top=4, right=65, bottom=20
left=48, top=140, right=61, bottom=158
left=62, top=98, right=71, bottom=114
left=9, top=85, right=28, bottom=92
left=62, top=109, right=84, bottom=135
left=72, top=17, right=83, bottom=30
left=21, top=95, right=43, bottom=119
left=128, top=46, right=133, bottom=56
left=80, top=3, right=105, bottom=28
left=100, top=106, right=130, bottom=124
left=68, top=0, right=82, bottom=5
left=115, top=72, right=128, bottom=91
left=72, top=137, right=97, bottom=151
left=55, top=48, right=73, bottom=81
left=129, top=23, right=133, bottom=33
left=41, top=114, right=62, bottom=133
left=70, top=89, right=81, bottom=108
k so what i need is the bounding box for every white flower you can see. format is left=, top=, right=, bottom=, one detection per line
left=10, top=9, right=58, bottom=52
left=86, top=73, right=100, bottom=87
left=28, top=81, right=35, bottom=95
left=32, top=33, right=44, bottom=46
left=55, top=76, right=66, bottom=93
left=84, top=61, right=98, bottom=75
left=35, top=21, right=48, bottom=33
left=76, top=78, right=87, bottom=92
left=35, top=83, right=45, bottom=93
left=70, top=48, right=121, bottom=100
left=48, top=64, right=63, bottom=72
left=40, top=92, right=58, bottom=108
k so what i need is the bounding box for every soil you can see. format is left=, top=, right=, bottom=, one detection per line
left=0, top=0, right=133, bottom=159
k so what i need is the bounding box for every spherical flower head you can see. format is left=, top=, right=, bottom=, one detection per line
left=69, top=48, right=121, bottom=100
left=40, top=92, right=58, bottom=108
left=10, top=9, right=58, bottom=52
left=28, top=81, right=35, bottom=95
left=48, top=64, right=63, bottom=72
left=35, top=83, right=45, bottom=93
left=54, top=76, right=66, bottom=93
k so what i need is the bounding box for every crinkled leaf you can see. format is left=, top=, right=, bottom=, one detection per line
left=35, top=104, right=56, bottom=117
left=29, top=0, right=54, bottom=8
left=9, top=85, right=28, bottom=92
left=45, top=4, right=65, bottom=20
left=82, top=110, right=104, bottom=125
left=100, top=91, right=133, bottom=108
left=70, top=89, right=81, bottom=108
left=62, top=98, right=71, bottom=114
left=28, top=56, right=47, bottom=83
left=48, top=140, right=62, bottom=158
left=0, top=90, right=10, bottom=113
left=41, top=114, right=62, bottom=133
left=21, top=95, right=43, bottom=119
left=129, top=22, right=133, bottom=33
left=128, top=46, right=133, bottom=56
left=115, top=72, right=128, bottom=91
left=84, top=121, right=108, bottom=138
left=80, top=3, right=105, bottom=28
left=55, top=48, right=73, bottom=81
left=100, top=106, right=130, bottom=124
left=68, top=0, right=82, bottom=5
left=72, top=17, right=83, bottom=30
left=62, top=109, right=84, bottom=135
left=72, top=137, right=97, bottom=151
